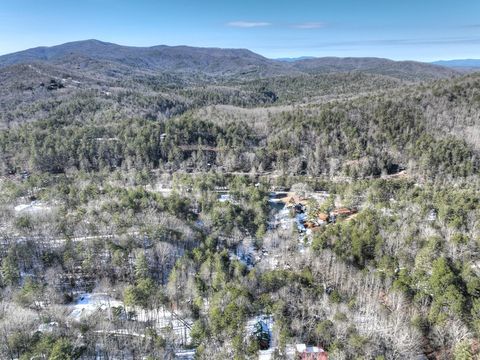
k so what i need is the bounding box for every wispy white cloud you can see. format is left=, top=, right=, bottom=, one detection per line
left=260, top=36, right=480, bottom=50
left=227, top=21, right=271, bottom=28
left=291, top=22, right=326, bottom=29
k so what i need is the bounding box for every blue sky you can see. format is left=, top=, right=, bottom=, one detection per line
left=1, top=0, right=480, bottom=60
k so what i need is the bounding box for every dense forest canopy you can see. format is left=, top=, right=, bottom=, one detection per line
left=0, top=40, right=480, bottom=359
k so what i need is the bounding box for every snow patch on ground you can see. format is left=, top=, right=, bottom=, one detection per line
left=68, top=293, right=122, bottom=320
left=175, top=349, right=196, bottom=359
left=14, top=201, right=51, bottom=213
left=67, top=293, right=193, bottom=344
left=269, top=207, right=293, bottom=230
left=218, top=193, right=231, bottom=202
left=36, top=321, right=59, bottom=333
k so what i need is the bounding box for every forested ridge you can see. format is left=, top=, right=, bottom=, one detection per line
left=0, top=41, right=480, bottom=359
left=1, top=72, right=479, bottom=179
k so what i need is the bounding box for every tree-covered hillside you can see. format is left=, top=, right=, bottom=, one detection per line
left=1, top=72, right=479, bottom=180
left=0, top=42, right=479, bottom=359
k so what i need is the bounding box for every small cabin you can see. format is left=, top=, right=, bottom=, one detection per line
left=296, top=344, right=328, bottom=360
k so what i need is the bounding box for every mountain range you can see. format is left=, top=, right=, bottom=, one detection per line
left=0, top=39, right=461, bottom=81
